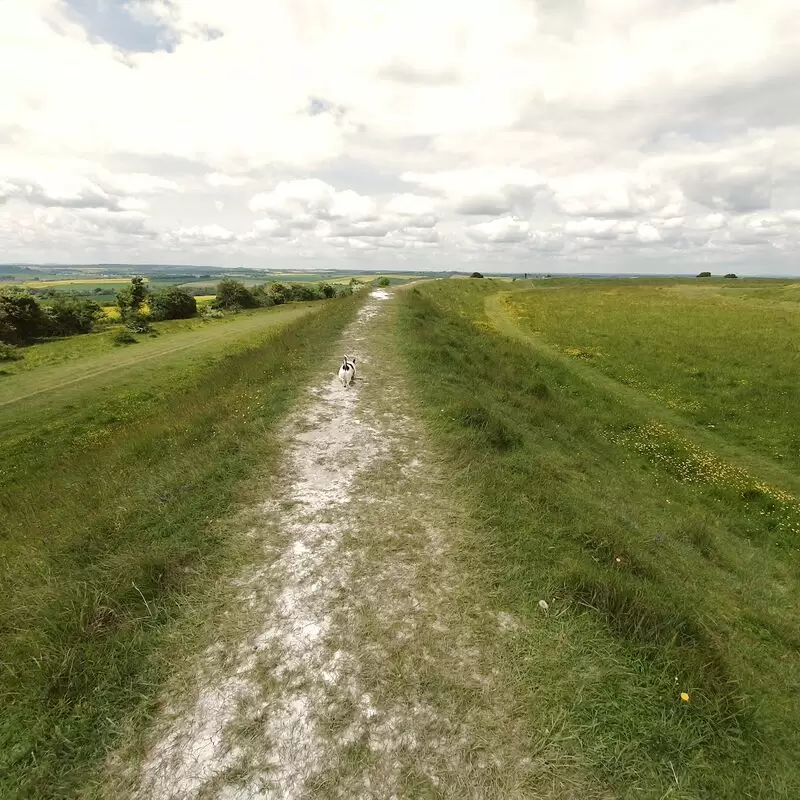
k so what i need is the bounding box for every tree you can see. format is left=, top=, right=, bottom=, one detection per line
left=43, top=297, right=101, bottom=336
left=470, top=271, right=484, bottom=278
left=697, top=271, right=712, bottom=277
left=0, top=291, right=47, bottom=344
left=724, top=273, right=738, bottom=279
left=149, top=286, right=197, bottom=320
left=116, top=277, right=149, bottom=317
left=376, top=277, right=391, bottom=287
left=214, top=279, right=257, bottom=310
left=266, top=282, right=292, bottom=305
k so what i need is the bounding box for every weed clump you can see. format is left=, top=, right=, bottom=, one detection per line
left=112, top=330, right=137, bottom=345
left=0, top=342, right=22, bottom=361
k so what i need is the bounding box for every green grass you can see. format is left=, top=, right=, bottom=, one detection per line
left=394, top=279, right=800, bottom=799
left=0, top=310, right=258, bottom=378
left=501, top=279, right=800, bottom=472
left=0, top=293, right=362, bottom=799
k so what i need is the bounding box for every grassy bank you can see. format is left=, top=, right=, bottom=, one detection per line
left=0, top=294, right=362, bottom=798
left=501, top=279, right=800, bottom=472
left=394, top=280, right=800, bottom=798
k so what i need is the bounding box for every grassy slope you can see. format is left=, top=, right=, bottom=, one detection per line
left=395, top=280, right=800, bottom=799
left=0, top=295, right=362, bottom=799
left=502, top=280, right=800, bottom=472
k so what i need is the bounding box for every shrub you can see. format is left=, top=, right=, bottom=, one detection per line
left=376, top=277, right=391, bottom=287
left=200, top=306, right=224, bottom=319
left=112, top=330, right=137, bottom=345
left=124, top=312, right=153, bottom=334
left=697, top=271, right=712, bottom=278
left=0, top=291, right=47, bottom=344
left=724, top=273, right=738, bottom=279
left=215, top=279, right=257, bottom=310
left=288, top=283, right=320, bottom=302
left=43, top=297, right=101, bottom=336
left=320, top=283, right=337, bottom=298
left=266, top=282, right=291, bottom=305
left=0, top=342, right=22, bottom=361
left=470, top=271, right=484, bottom=278
left=149, top=286, right=197, bottom=320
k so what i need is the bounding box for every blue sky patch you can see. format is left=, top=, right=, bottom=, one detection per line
left=64, top=0, right=178, bottom=53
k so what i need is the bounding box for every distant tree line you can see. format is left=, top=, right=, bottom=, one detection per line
left=212, top=278, right=358, bottom=311
left=1, top=275, right=357, bottom=357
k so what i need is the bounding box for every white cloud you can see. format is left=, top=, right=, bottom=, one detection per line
left=206, top=172, right=249, bottom=188
left=467, top=216, right=529, bottom=243
left=1, top=0, right=799, bottom=272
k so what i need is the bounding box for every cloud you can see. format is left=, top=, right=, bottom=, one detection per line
left=206, top=172, right=249, bottom=188
left=1, top=0, right=799, bottom=273
left=467, top=216, right=530, bottom=244
left=403, top=167, right=547, bottom=217
left=551, top=172, right=685, bottom=218
left=168, top=224, right=236, bottom=245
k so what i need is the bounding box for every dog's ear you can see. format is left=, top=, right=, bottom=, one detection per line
left=351, top=357, right=356, bottom=363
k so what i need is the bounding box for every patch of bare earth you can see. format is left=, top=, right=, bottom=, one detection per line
left=118, top=289, right=570, bottom=799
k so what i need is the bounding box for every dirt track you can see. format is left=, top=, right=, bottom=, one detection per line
left=120, top=289, right=540, bottom=799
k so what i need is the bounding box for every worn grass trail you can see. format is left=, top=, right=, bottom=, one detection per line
left=107, top=290, right=583, bottom=799
left=0, top=305, right=311, bottom=413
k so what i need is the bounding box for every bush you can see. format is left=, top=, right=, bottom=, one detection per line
left=724, top=273, right=738, bottom=279
left=42, top=297, right=101, bottom=336
left=320, top=283, right=337, bottom=298
left=265, top=282, right=291, bottom=305
left=288, top=283, right=321, bottom=302
left=376, top=277, right=391, bottom=287
left=149, top=286, right=197, bottom=320
left=0, top=291, right=47, bottom=344
left=124, top=312, right=153, bottom=334
left=697, top=271, right=712, bottom=278
left=0, top=342, right=22, bottom=361
left=214, top=279, right=257, bottom=310
left=112, top=330, right=137, bottom=345
left=200, top=306, right=224, bottom=319
left=470, top=272, right=484, bottom=278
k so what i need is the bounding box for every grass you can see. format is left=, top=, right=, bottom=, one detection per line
left=0, top=306, right=281, bottom=381
left=0, top=293, right=363, bottom=799
left=394, top=279, right=800, bottom=798
left=500, top=279, right=800, bottom=471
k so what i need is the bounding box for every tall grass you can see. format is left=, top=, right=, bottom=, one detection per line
left=394, top=280, right=800, bottom=798
left=0, top=294, right=361, bottom=798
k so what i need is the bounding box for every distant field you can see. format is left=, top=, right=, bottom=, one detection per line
left=0, top=295, right=363, bottom=797
left=17, top=278, right=132, bottom=288
left=396, top=278, right=800, bottom=798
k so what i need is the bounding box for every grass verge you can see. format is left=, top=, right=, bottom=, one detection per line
left=0, top=294, right=362, bottom=799
left=394, top=280, right=800, bottom=799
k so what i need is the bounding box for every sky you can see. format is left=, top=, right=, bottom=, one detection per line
left=1, top=1, right=799, bottom=275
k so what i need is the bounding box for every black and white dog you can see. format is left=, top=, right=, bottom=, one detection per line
left=338, top=355, right=357, bottom=388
